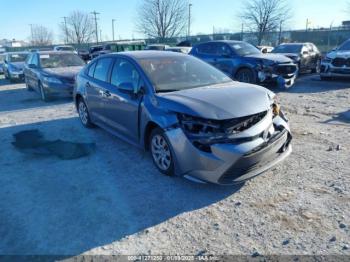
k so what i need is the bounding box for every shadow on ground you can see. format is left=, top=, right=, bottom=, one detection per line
left=324, top=110, right=350, bottom=124
left=0, top=117, right=241, bottom=255
left=273, top=74, right=350, bottom=94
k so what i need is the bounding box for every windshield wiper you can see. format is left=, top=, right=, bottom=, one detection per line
left=156, top=89, right=179, bottom=93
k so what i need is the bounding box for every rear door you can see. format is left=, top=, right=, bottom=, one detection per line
left=102, top=58, right=143, bottom=143
left=84, top=57, right=114, bottom=123
left=194, top=43, right=218, bottom=65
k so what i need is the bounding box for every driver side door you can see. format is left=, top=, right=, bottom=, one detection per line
left=102, top=58, right=143, bottom=144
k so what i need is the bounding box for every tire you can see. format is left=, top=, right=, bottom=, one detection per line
left=312, top=60, right=321, bottom=74
left=38, top=82, right=50, bottom=102
left=235, top=68, right=256, bottom=84
left=149, top=128, right=175, bottom=176
left=25, top=77, right=33, bottom=91
left=77, top=98, right=94, bottom=128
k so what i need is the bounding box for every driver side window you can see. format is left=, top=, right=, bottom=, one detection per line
left=111, top=59, right=140, bottom=90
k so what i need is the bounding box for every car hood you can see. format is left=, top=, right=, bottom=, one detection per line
left=11, top=62, right=25, bottom=70
left=327, top=50, right=350, bottom=59
left=42, top=66, right=83, bottom=79
left=156, top=82, right=273, bottom=120
left=272, top=53, right=299, bottom=59
left=245, top=53, right=293, bottom=63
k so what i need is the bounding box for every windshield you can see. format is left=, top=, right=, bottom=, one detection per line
left=9, top=53, right=28, bottom=62
left=338, top=40, right=350, bottom=51
left=57, top=46, right=75, bottom=51
left=0, top=55, right=4, bottom=63
left=272, top=45, right=302, bottom=54
left=40, top=53, right=85, bottom=68
left=145, top=45, right=166, bottom=51
left=138, top=55, right=232, bottom=93
left=229, top=42, right=261, bottom=56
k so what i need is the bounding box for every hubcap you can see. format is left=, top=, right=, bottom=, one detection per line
left=79, top=102, right=88, bottom=125
left=151, top=134, right=171, bottom=171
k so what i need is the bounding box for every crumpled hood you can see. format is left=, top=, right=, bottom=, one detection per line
left=42, top=66, right=83, bottom=79
left=11, top=62, right=25, bottom=70
left=327, top=50, right=350, bottom=59
left=273, top=53, right=300, bottom=60
left=245, top=53, right=293, bottom=64
left=157, top=82, right=273, bottom=120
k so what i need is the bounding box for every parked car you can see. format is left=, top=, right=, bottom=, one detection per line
left=53, top=45, right=78, bottom=54
left=90, top=41, right=146, bottom=59
left=271, top=43, right=321, bottom=74
left=24, top=51, right=85, bottom=101
left=3, top=52, right=29, bottom=82
left=89, top=45, right=104, bottom=60
left=257, top=46, right=273, bottom=54
left=190, top=41, right=298, bottom=88
left=78, top=49, right=90, bottom=61
left=145, top=44, right=170, bottom=51
left=165, top=46, right=192, bottom=54
left=320, top=39, right=350, bottom=80
left=74, top=51, right=292, bottom=185
left=0, top=54, right=4, bottom=74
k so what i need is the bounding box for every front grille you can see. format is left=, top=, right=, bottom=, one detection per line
left=223, top=111, right=268, bottom=134
left=332, top=58, right=350, bottom=67
left=274, top=64, right=297, bottom=75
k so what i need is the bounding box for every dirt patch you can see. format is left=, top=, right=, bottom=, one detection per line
left=12, top=129, right=95, bottom=160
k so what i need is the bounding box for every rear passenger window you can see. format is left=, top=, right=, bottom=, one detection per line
left=93, top=58, right=113, bottom=82
left=88, top=62, right=97, bottom=77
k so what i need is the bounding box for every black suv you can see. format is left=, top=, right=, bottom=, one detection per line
left=190, top=41, right=298, bottom=88
left=271, top=43, right=321, bottom=74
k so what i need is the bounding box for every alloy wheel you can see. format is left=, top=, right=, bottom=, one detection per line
left=151, top=134, right=172, bottom=171
left=79, top=101, right=89, bottom=126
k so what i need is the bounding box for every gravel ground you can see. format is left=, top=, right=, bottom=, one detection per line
left=0, top=75, right=349, bottom=257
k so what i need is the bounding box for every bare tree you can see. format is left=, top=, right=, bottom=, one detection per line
left=136, top=0, right=188, bottom=40
left=240, top=0, right=291, bottom=45
left=31, top=25, right=53, bottom=46
left=60, top=11, right=95, bottom=44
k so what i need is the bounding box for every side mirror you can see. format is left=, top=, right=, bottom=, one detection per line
left=118, top=82, right=137, bottom=94
left=28, top=64, right=37, bottom=69
left=221, top=53, right=231, bottom=58
left=262, top=48, right=267, bottom=54
left=4, top=59, right=8, bottom=64
left=302, top=51, right=309, bottom=55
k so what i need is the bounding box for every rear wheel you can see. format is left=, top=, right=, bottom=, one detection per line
left=235, top=68, right=256, bottom=84
left=149, top=128, right=174, bottom=176
left=78, top=98, right=94, bottom=128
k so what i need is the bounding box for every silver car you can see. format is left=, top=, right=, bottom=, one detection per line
left=74, top=51, right=292, bottom=185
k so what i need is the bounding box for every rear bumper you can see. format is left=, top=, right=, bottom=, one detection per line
left=166, top=113, right=292, bottom=185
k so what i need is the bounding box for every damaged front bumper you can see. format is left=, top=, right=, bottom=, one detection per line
left=165, top=110, right=292, bottom=185
left=257, top=64, right=298, bottom=88
left=320, top=62, right=350, bottom=78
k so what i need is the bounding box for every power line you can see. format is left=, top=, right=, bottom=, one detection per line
left=91, top=11, right=100, bottom=44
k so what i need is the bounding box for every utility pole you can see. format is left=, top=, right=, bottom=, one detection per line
left=327, top=21, right=334, bottom=51
left=241, top=23, right=244, bottom=41
left=91, top=11, right=100, bottom=44
left=100, top=29, right=102, bottom=42
left=62, top=17, right=69, bottom=44
left=278, top=20, right=282, bottom=45
left=29, top=24, right=34, bottom=45
left=112, top=19, right=116, bottom=42
left=187, top=3, right=192, bottom=39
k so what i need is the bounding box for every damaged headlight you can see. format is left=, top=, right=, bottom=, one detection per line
left=178, top=114, right=222, bottom=136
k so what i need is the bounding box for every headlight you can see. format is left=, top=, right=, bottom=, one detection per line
left=9, top=65, right=21, bottom=72
left=178, top=114, right=222, bottom=136
left=43, top=76, right=62, bottom=84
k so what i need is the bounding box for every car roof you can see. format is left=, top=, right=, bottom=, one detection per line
left=5, top=51, right=29, bottom=55
left=279, top=43, right=310, bottom=46
left=33, top=51, right=77, bottom=55
left=101, top=50, right=187, bottom=59
left=196, top=40, right=244, bottom=45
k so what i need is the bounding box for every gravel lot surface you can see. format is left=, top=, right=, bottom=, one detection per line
left=0, top=75, right=349, bottom=257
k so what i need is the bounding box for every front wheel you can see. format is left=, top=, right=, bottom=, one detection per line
left=149, top=128, right=174, bottom=176
left=25, top=77, right=33, bottom=91
left=235, top=68, right=256, bottom=84
left=38, top=82, right=50, bottom=102
left=312, top=60, right=321, bottom=74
